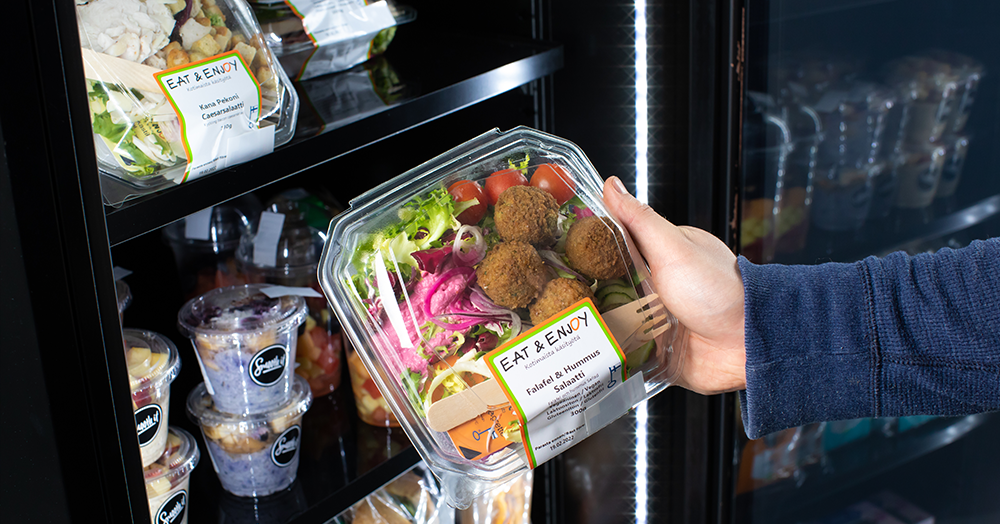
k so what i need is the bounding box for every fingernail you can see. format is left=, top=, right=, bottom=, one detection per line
left=612, top=176, right=629, bottom=195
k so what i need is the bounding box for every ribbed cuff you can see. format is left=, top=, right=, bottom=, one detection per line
left=737, top=256, right=875, bottom=439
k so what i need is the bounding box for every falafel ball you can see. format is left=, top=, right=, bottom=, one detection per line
left=477, top=241, right=552, bottom=309
left=565, top=216, right=629, bottom=280
left=494, top=185, right=560, bottom=246
left=529, top=278, right=596, bottom=325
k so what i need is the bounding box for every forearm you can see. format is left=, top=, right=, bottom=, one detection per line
left=738, top=238, right=1000, bottom=439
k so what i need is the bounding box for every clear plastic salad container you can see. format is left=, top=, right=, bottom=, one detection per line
left=177, top=284, right=308, bottom=415
left=247, top=0, right=416, bottom=81
left=76, top=0, right=299, bottom=206
left=187, top=374, right=312, bottom=497
left=236, top=190, right=344, bottom=399
left=318, top=126, right=685, bottom=507
left=125, top=328, right=182, bottom=467
left=143, top=427, right=200, bottom=524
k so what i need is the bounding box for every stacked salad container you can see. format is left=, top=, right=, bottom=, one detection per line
left=318, top=126, right=686, bottom=507
left=180, top=284, right=312, bottom=497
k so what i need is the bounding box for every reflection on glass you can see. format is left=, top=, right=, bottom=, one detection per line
left=295, top=56, right=412, bottom=136
left=216, top=479, right=308, bottom=524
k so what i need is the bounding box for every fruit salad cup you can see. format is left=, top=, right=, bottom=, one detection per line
left=347, top=344, right=399, bottom=427
left=885, top=55, right=960, bottom=145
left=894, top=143, right=947, bottom=209
left=143, top=427, right=200, bottom=524
left=809, top=163, right=875, bottom=232
left=187, top=375, right=312, bottom=497
left=124, top=328, right=181, bottom=467
left=178, top=284, right=308, bottom=415
left=935, top=135, right=971, bottom=199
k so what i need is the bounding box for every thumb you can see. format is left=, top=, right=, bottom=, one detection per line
left=602, top=176, right=684, bottom=262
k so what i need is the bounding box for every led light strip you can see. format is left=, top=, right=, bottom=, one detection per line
left=635, top=0, right=650, bottom=521
left=635, top=0, right=649, bottom=205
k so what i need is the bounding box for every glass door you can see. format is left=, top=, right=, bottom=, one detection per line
left=735, top=1, right=1000, bottom=522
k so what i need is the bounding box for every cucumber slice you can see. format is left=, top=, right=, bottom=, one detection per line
left=625, top=340, right=656, bottom=372
left=596, top=282, right=636, bottom=302
left=594, top=279, right=627, bottom=299
left=600, top=291, right=635, bottom=310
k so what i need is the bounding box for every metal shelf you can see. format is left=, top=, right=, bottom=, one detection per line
left=735, top=413, right=995, bottom=523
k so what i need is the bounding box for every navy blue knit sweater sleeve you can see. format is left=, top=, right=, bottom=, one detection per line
left=737, top=237, right=1000, bottom=439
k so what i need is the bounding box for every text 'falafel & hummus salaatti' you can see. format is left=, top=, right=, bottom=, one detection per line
left=318, top=127, right=686, bottom=507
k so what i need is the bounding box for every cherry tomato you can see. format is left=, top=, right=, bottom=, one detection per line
left=448, top=180, right=488, bottom=225
left=484, top=168, right=528, bottom=206
left=530, top=163, right=575, bottom=205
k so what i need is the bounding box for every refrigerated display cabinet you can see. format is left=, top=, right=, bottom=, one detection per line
left=731, top=1, right=1000, bottom=523
left=4, top=0, right=998, bottom=523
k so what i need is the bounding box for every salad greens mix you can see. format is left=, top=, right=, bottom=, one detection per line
left=345, top=160, right=651, bottom=430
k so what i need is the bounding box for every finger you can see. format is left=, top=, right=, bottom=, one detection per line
left=602, top=176, right=685, bottom=262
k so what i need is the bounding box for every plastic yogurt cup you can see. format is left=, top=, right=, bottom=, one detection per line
left=894, top=144, right=947, bottom=209
left=125, top=329, right=181, bottom=467
left=187, top=375, right=312, bottom=497
left=143, top=427, right=200, bottom=524
left=935, top=135, right=971, bottom=199
left=178, top=284, right=308, bottom=415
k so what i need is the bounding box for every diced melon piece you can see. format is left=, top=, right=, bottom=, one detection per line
left=147, top=477, right=171, bottom=496
left=127, top=347, right=152, bottom=377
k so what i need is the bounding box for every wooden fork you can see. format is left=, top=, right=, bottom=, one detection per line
left=601, top=293, right=672, bottom=351
left=425, top=294, right=671, bottom=432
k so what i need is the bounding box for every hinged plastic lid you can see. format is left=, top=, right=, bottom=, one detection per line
left=124, top=329, right=181, bottom=392
left=177, top=284, right=308, bottom=337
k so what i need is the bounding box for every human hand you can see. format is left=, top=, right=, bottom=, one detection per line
left=603, top=176, right=747, bottom=395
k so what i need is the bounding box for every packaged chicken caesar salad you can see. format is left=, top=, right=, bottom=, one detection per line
left=76, top=0, right=299, bottom=206
left=247, top=0, right=416, bottom=81
left=318, top=126, right=685, bottom=507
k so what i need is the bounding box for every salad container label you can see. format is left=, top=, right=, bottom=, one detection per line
left=483, top=299, right=628, bottom=468
left=155, top=51, right=275, bottom=182
left=155, top=490, right=188, bottom=524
